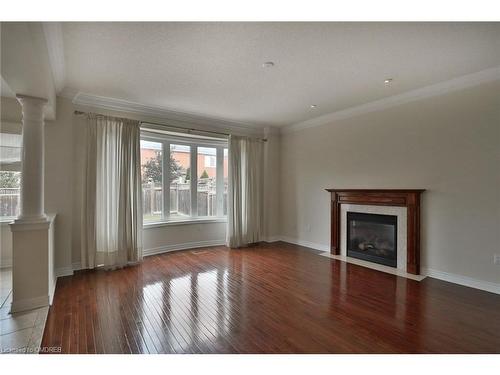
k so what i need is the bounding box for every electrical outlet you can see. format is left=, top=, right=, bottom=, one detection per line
left=494, top=254, right=500, bottom=265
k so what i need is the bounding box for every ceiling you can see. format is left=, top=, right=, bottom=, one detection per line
left=61, top=22, right=500, bottom=127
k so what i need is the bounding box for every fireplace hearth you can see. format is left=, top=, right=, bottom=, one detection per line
left=347, top=212, right=397, bottom=267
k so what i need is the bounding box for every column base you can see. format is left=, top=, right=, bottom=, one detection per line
left=9, top=214, right=56, bottom=314
left=10, top=295, right=50, bottom=314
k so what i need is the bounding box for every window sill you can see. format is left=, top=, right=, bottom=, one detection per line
left=0, top=218, right=15, bottom=225
left=143, top=217, right=227, bottom=229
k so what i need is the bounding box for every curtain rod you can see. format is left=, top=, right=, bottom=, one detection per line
left=73, top=110, right=267, bottom=142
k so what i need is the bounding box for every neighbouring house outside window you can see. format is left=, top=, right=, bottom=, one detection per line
left=140, top=129, right=228, bottom=224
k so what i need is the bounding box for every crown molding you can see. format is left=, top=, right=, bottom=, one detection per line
left=68, top=91, right=265, bottom=136
left=282, top=65, right=500, bottom=134
left=42, top=22, right=65, bottom=94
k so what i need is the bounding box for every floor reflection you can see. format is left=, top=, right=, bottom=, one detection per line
left=140, top=263, right=233, bottom=353
left=41, top=244, right=500, bottom=353
left=328, top=258, right=428, bottom=352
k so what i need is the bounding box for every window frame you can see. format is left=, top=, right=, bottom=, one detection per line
left=140, top=130, right=228, bottom=227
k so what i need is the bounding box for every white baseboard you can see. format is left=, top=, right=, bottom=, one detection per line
left=55, top=265, right=74, bottom=278
left=275, top=236, right=499, bottom=295
left=143, top=239, right=226, bottom=257
left=72, top=262, right=82, bottom=272
left=278, top=235, right=330, bottom=252
left=10, top=295, right=49, bottom=313
left=54, top=262, right=82, bottom=278
left=422, top=267, right=500, bottom=295
left=263, top=235, right=281, bottom=243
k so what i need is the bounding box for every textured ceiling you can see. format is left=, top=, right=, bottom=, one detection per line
left=62, top=22, right=500, bottom=127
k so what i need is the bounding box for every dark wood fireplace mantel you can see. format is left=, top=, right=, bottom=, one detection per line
left=325, top=189, right=425, bottom=275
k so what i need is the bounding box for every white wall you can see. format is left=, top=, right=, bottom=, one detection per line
left=0, top=97, right=21, bottom=269
left=0, top=224, right=12, bottom=268
left=45, top=97, right=74, bottom=269
left=263, top=127, right=281, bottom=241
left=143, top=222, right=226, bottom=255
left=279, top=81, right=500, bottom=285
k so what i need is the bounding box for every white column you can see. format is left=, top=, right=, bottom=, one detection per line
left=15, top=94, right=48, bottom=224
left=9, top=94, right=54, bottom=313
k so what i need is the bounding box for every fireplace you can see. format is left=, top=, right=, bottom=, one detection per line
left=347, top=212, right=397, bottom=267
left=326, top=189, right=424, bottom=274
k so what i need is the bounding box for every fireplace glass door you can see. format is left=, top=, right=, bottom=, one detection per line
left=347, top=212, right=397, bottom=267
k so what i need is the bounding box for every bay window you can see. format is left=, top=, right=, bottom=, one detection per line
left=140, top=130, right=228, bottom=225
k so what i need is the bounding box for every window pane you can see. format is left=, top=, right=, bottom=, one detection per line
left=0, top=133, right=22, bottom=164
left=223, top=148, right=228, bottom=215
left=0, top=171, right=20, bottom=218
left=140, top=140, right=163, bottom=223
left=170, top=144, right=190, bottom=218
left=197, top=147, right=217, bottom=217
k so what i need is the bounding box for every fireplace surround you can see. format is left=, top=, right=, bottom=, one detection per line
left=326, top=189, right=425, bottom=275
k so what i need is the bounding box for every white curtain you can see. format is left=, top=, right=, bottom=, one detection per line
left=227, top=135, right=263, bottom=248
left=81, top=114, right=143, bottom=269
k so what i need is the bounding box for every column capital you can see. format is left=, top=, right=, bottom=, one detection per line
left=16, top=94, right=48, bottom=107
left=16, top=95, right=48, bottom=122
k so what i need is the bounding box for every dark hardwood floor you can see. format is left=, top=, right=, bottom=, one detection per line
left=41, top=242, right=500, bottom=353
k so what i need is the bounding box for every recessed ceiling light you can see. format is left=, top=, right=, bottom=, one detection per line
left=310, top=104, right=317, bottom=109
left=262, top=61, right=275, bottom=68
left=384, top=78, right=393, bottom=84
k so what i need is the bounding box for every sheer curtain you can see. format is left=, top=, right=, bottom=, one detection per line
left=81, top=114, right=143, bottom=269
left=227, top=135, right=263, bottom=248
